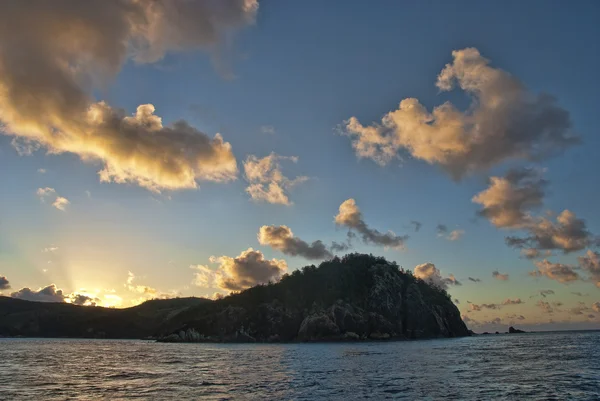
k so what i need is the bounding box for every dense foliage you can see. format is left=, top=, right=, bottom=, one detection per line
left=0, top=254, right=467, bottom=341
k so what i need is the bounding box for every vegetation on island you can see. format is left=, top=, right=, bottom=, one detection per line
left=0, top=254, right=469, bottom=342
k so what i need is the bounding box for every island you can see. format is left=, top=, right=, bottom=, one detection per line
left=0, top=254, right=469, bottom=342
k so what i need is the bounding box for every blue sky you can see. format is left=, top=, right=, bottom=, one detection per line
left=0, top=1, right=599, bottom=330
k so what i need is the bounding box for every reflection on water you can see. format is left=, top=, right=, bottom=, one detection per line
left=1, top=331, right=599, bottom=400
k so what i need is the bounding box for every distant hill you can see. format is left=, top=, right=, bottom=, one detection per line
left=0, top=296, right=210, bottom=339
left=0, top=254, right=469, bottom=341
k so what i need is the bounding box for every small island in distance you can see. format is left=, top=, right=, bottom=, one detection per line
left=0, top=253, right=527, bottom=342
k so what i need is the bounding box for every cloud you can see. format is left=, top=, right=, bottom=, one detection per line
left=539, top=289, right=555, bottom=298
left=37, top=168, right=46, bottom=174
left=436, top=224, right=463, bottom=241
left=126, top=271, right=159, bottom=296
left=436, top=224, right=448, bottom=236
left=0, top=276, right=10, bottom=290
left=502, top=298, right=524, bottom=305
left=11, top=284, right=123, bottom=307
left=243, top=153, right=308, bottom=205
left=473, top=168, right=547, bottom=229
left=506, top=210, right=598, bottom=254
left=258, top=225, right=333, bottom=260
left=36, top=187, right=70, bottom=211
left=468, top=277, right=481, bottom=283
left=568, top=306, right=589, bottom=316
left=52, top=197, right=70, bottom=211
left=335, top=199, right=408, bottom=249
left=42, top=247, right=59, bottom=253
left=571, top=292, right=585, bottom=297
left=410, top=221, right=422, bottom=232
left=592, top=302, right=600, bottom=313
left=0, top=0, right=257, bottom=192
left=473, top=169, right=598, bottom=254
left=536, top=300, right=555, bottom=314
left=530, top=259, right=580, bottom=284
left=69, top=293, right=99, bottom=307
left=578, top=250, right=600, bottom=287
left=11, top=284, right=66, bottom=303
left=36, top=187, right=56, bottom=200
left=343, top=48, right=575, bottom=179
left=192, top=248, right=287, bottom=292
left=447, top=229, right=465, bottom=241
left=260, top=125, right=275, bottom=135
left=469, top=303, right=499, bottom=311
left=413, top=263, right=461, bottom=290
left=330, top=239, right=352, bottom=253
left=520, top=248, right=549, bottom=259
left=492, top=270, right=509, bottom=281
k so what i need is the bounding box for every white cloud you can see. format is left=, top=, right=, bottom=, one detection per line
left=447, top=229, right=464, bottom=241
left=192, top=248, right=287, bottom=292
left=344, top=48, right=576, bottom=178
left=472, top=168, right=546, bottom=229
left=0, top=0, right=257, bottom=192
left=36, top=187, right=70, bottom=211
left=414, top=262, right=461, bottom=290
left=52, top=196, right=70, bottom=211
left=36, top=187, right=56, bottom=201
left=243, top=153, right=308, bottom=205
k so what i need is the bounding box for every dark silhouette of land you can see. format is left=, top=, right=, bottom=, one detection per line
left=0, top=254, right=469, bottom=342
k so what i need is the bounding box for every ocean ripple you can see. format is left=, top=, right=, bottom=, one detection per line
left=0, top=331, right=599, bottom=400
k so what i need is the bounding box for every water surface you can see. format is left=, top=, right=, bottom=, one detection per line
left=1, top=331, right=599, bottom=400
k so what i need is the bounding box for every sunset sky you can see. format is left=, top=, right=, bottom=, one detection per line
left=1, top=0, right=599, bottom=332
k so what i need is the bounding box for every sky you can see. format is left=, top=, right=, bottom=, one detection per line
left=0, top=0, right=599, bottom=332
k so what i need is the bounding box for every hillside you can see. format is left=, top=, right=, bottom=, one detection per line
left=0, top=296, right=210, bottom=338
left=0, top=254, right=469, bottom=341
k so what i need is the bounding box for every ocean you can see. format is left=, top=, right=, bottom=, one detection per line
left=1, top=331, right=599, bottom=400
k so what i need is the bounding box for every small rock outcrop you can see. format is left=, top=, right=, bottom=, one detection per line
left=508, top=326, right=526, bottom=334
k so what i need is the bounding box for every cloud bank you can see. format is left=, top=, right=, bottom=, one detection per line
left=344, top=48, right=575, bottom=178
left=0, top=0, right=258, bottom=192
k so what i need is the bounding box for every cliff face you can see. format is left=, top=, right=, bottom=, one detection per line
left=160, top=255, right=469, bottom=342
